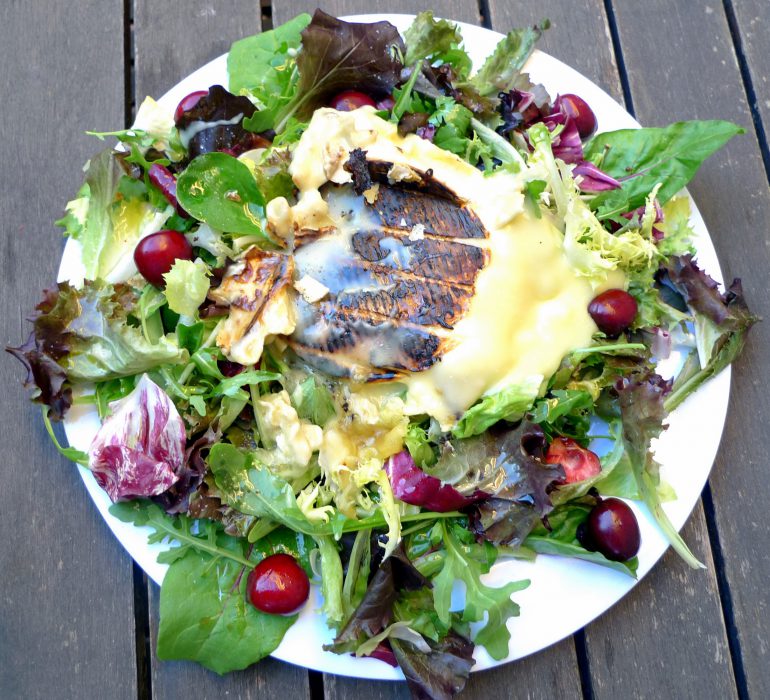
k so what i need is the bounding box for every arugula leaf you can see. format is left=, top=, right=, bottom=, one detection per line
left=157, top=540, right=295, bottom=673
left=176, top=153, right=267, bottom=237
left=433, top=521, right=529, bottom=660
left=228, top=14, right=310, bottom=95
left=469, top=21, right=548, bottom=96
left=272, top=10, right=405, bottom=133
left=529, top=389, right=594, bottom=442
left=42, top=408, right=89, bottom=464
left=162, top=259, right=210, bottom=318
left=109, top=499, right=253, bottom=567
left=585, top=121, right=744, bottom=219
left=452, top=375, right=542, bottom=438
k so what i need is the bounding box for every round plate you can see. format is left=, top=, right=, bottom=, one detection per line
left=60, top=14, right=730, bottom=680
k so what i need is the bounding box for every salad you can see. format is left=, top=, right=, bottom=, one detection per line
left=7, top=9, right=757, bottom=699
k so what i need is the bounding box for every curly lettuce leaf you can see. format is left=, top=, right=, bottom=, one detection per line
left=56, top=149, right=170, bottom=281
left=469, top=21, right=548, bottom=97
left=584, top=120, right=744, bottom=220
left=7, top=282, right=185, bottom=418
left=404, top=12, right=471, bottom=78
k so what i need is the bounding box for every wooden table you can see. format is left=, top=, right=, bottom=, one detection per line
left=2, top=1, right=768, bottom=698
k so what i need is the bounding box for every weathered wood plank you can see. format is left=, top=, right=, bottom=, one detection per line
left=730, top=0, right=770, bottom=160
left=0, top=1, right=137, bottom=699
left=131, top=2, right=312, bottom=695
left=587, top=503, right=736, bottom=699
left=147, top=585, right=311, bottom=700
left=588, top=0, right=770, bottom=696
left=489, top=0, right=623, bottom=103
left=273, top=0, right=480, bottom=26
left=491, top=2, right=737, bottom=698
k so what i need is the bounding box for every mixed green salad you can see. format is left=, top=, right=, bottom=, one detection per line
left=7, top=10, right=757, bottom=699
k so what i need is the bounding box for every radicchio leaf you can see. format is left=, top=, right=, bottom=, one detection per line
left=175, top=85, right=269, bottom=160
left=384, top=450, right=482, bottom=513
left=573, top=160, right=621, bottom=193
left=390, top=630, right=475, bottom=700
left=88, top=375, right=186, bottom=502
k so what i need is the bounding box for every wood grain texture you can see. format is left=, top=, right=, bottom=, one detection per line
left=0, top=1, right=137, bottom=699
left=586, top=503, right=736, bottom=699
left=132, top=2, right=312, bottom=694
left=595, top=0, right=770, bottom=695
left=489, top=0, right=623, bottom=103
left=133, top=0, right=262, bottom=101
left=273, top=0, right=480, bottom=26
left=730, top=0, right=770, bottom=170
left=147, top=585, right=311, bottom=700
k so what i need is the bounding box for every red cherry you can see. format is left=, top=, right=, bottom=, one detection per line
left=246, top=553, right=310, bottom=615
left=546, top=437, right=602, bottom=483
left=329, top=90, right=377, bottom=112
left=588, top=289, right=638, bottom=336
left=558, top=94, right=598, bottom=138
left=584, top=498, right=641, bottom=561
left=174, top=90, right=208, bottom=124
left=134, top=230, right=193, bottom=287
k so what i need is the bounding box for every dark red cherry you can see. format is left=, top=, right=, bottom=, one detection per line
left=583, top=498, right=641, bottom=562
left=546, top=437, right=602, bottom=483
left=558, top=94, right=598, bottom=138
left=246, top=553, right=310, bottom=615
left=329, top=90, right=377, bottom=111
left=134, top=230, right=193, bottom=287
left=174, top=90, right=208, bottom=124
left=588, top=289, right=638, bottom=336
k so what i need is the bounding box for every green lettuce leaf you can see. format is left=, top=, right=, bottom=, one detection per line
left=584, top=120, right=744, bottom=220
left=162, top=259, right=210, bottom=317
left=469, top=21, right=548, bottom=96
left=404, top=12, right=471, bottom=78
left=452, top=374, right=542, bottom=438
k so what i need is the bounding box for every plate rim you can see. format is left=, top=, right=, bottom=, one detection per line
left=58, top=13, right=731, bottom=680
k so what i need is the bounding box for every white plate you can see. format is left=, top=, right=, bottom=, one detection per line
left=60, top=14, right=730, bottom=680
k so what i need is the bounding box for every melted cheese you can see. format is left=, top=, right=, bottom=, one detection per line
left=285, top=107, right=621, bottom=427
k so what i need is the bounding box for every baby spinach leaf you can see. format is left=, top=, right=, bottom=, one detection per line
left=291, top=375, right=337, bottom=427
left=228, top=13, right=310, bottom=95
left=585, top=120, right=744, bottom=219
left=156, top=540, right=295, bottom=674
left=177, top=153, right=267, bottom=237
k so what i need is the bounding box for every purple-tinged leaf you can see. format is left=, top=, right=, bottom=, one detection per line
left=573, top=160, right=621, bottom=192
left=88, top=374, right=186, bottom=502
left=384, top=451, right=482, bottom=513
